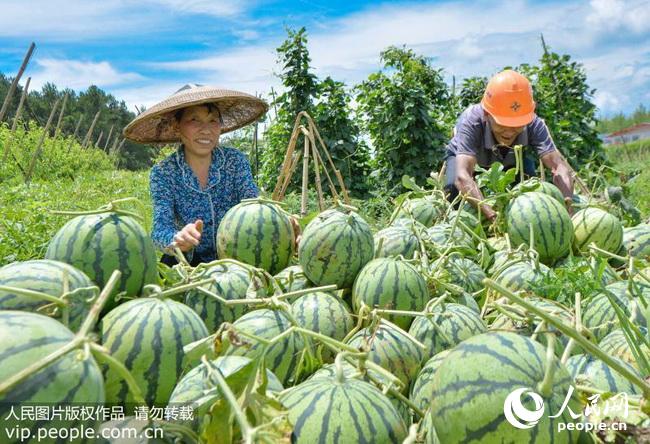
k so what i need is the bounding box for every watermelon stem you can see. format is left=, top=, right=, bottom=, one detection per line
left=575, top=384, right=643, bottom=408
left=0, top=284, right=67, bottom=306
left=484, top=278, right=650, bottom=406
left=561, top=292, right=582, bottom=364
left=89, top=342, right=146, bottom=405
left=588, top=243, right=629, bottom=263
left=537, top=332, right=557, bottom=397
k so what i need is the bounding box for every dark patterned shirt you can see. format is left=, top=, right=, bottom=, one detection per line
left=150, top=145, right=259, bottom=262
left=446, top=104, right=557, bottom=168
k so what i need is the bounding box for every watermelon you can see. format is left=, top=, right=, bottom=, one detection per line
left=513, top=178, right=564, bottom=204
left=291, top=291, right=353, bottom=360
left=622, top=224, right=650, bottom=258
left=567, top=354, right=641, bottom=395
left=45, top=213, right=158, bottom=306
left=431, top=255, right=486, bottom=293
left=185, top=261, right=259, bottom=332
left=571, top=207, right=623, bottom=255
left=0, top=259, right=95, bottom=330
left=274, top=265, right=313, bottom=295
left=424, top=223, right=475, bottom=254
left=217, top=200, right=295, bottom=274
left=374, top=226, right=420, bottom=259
left=280, top=374, right=408, bottom=443
left=410, top=350, right=450, bottom=412
left=506, top=192, right=573, bottom=264
left=446, top=209, right=480, bottom=231
left=347, top=320, right=423, bottom=390
left=599, top=328, right=650, bottom=372
left=428, top=332, right=581, bottom=443
left=168, top=356, right=283, bottom=422
left=351, top=257, right=428, bottom=330
left=582, top=287, right=638, bottom=341
left=0, top=311, right=105, bottom=439
left=491, top=260, right=553, bottom=296
left=408, top=302, right=487, bottom=359
left=101, top=297, right=209, bottom=406
left=298, top=208, right=374, bottom=289
left=223, top=308, right=307, bottom=385
left=392, top=196, right=444, bottom=227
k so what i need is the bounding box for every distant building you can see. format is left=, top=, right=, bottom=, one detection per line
left=602, top=122, right=650, bottom=145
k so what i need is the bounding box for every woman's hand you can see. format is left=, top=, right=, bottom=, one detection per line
left=290, top=216, right=301, bottom=250
left=173, top=219, right=204, bottom=252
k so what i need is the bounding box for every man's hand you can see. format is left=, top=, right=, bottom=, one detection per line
left=173, top=219, right=203, bottom=252
left=289, top=216, right=301, bottom=250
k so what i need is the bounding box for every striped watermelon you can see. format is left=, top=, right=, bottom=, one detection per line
left=0, top=259, right=95, bottom=330
left=45, top=213, right=158, bottom=307
left=351, top=257, right=428, bottom=330
left=410, top=350, right=450, bottom=412
left=217, top=200, right=295, bottom=274
left=566, top=354, right=641, bottom=395
left=274, top=265, right=313, bottom=295
left=446, top=209, right=480, bottom=231
left=101, top=297, right=209, bottom=406
left=298, top=208, right=374, bottom=289
left=392, top=196, right=444, bottom=227
left=428, top=332, right=581, bottom=443
left=622, top=224, right=650, bottom=258
left=280, top=374, right=408, bottom=443
left=291, top=291, right=353, bottom=361
left=431, top=255, right=486, bottom=293
left=168, top=356, right=282, bottom=420
left=309, top=360, right=410, bottom=421
left=506, top=192, right=573, bottom=264
left=0, top=311, right=105, bottom=438
left=408, top=302, right=487, bottom=359
left=599, top=328, right=650, bottom=372
left=424, top=223, right=475, bottom=256
left=347, top=320, right=423, bottom=390
left=391, top=217, right=428, bottom=233
left=572, top=207, right=623, bottom=255
left=185, top=261, right=259, bottom=332
left=582, top=286, right=639, bottom=341
left=491, top=260, right=553, bottom=296
left=374, top=226, right=420, bottom=259
left=513, top=178, right=564, bottom=204
left=223, top=308, right=306, bottom=385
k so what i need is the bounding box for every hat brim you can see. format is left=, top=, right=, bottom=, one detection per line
left=489, top=111, right=535, bottom=127
left=123, top=87, right=268, bottom=144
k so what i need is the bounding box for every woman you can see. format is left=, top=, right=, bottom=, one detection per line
left=123, top=84, right=268, bottom=266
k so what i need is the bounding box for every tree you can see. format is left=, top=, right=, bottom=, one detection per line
left=517, top=38, right=604, bottom=169
left=259, top=27, right=319, bottom=192
left=314, top=77, right=370, bottom=197
left=356, top=46, right=452, bottom=192
left=458, top=76, right=488, bottom=109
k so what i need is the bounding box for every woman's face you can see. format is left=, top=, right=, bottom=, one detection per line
left=176, top=105, right=221, bottom=158
left=488, top=114, right=526, bottom=146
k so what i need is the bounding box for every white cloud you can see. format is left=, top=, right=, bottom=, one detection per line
left=30, top=59, right=143, bottom=91
left=144, top=0, right=250, bottom=17
left=587, top=0, right=650, bottom=33
left=594, top=90, right=623, bottom=111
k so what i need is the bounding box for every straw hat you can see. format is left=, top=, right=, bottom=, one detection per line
left=123, top=84, right=268, bottom=143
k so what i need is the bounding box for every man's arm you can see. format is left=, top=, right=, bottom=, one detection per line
left=540, top=150, right=574, bottom=212
left=455, top=154, right=497, bottom=221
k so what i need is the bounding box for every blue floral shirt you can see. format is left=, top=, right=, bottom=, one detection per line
left=149, top=145, right=259, bottom=262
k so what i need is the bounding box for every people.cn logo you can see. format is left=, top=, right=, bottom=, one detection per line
left=504, top=388, right=545, bottom=429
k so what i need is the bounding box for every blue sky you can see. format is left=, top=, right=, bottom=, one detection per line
left=0, top=0, right=648, bottom=117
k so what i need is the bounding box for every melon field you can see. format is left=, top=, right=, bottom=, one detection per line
left=1, top=125, right=650, bottom=444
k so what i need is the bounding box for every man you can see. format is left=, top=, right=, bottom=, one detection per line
left=445, top=70, right=574, bottom=221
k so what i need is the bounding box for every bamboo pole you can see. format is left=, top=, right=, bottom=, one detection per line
left=67, top=115, right=84, bottom=153
left=81, top=111, right=100, bottom=148
left=53, top=92, right=68, bottom=137
left=309, top=130, right=325, bottom=211
left=0, top=42, right=35, bottom=123
left=279, top=149, right=302, bottom=200
left=95, top=130, right=104, bottom=148
left=113, top=138, right=126, bottom=168
left=25, top=99, right=60, bottom=183
left=2, top=77, right=30, bottom=162
left=300, top=133, right=310, bottom=216
left=104, top=125, right=114, bottom=151
left=272, top=112, right=305, bottom=199
left=109, top=131, right=120, bottom=155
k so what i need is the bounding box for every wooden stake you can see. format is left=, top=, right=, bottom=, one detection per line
left=53, top=92, right=68, bottom=137
left=67, top=115, right=84, bottom=153
left=113, top=138, right=126, bottom=168
left=2, top=77, right=30, bottom=162
left=95, top=130, right=104, bottom=148
left=308, top=130, right=325, bottom=211
left=109, top=132, right=120, bottom=155
left=25, top=99, right=60, bottom=183
left=300, top=132, right=310, bottom=216
left=82, top=111, right=101, bottom=148
left=0, top=42, right=35, bottom=123
left=104, top=125, right=114, bottom=151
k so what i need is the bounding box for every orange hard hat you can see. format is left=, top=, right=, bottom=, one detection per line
left=481, top=70, right=535, bottom=127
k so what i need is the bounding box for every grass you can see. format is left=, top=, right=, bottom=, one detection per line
left=604, top=139, right=650, bottom=218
